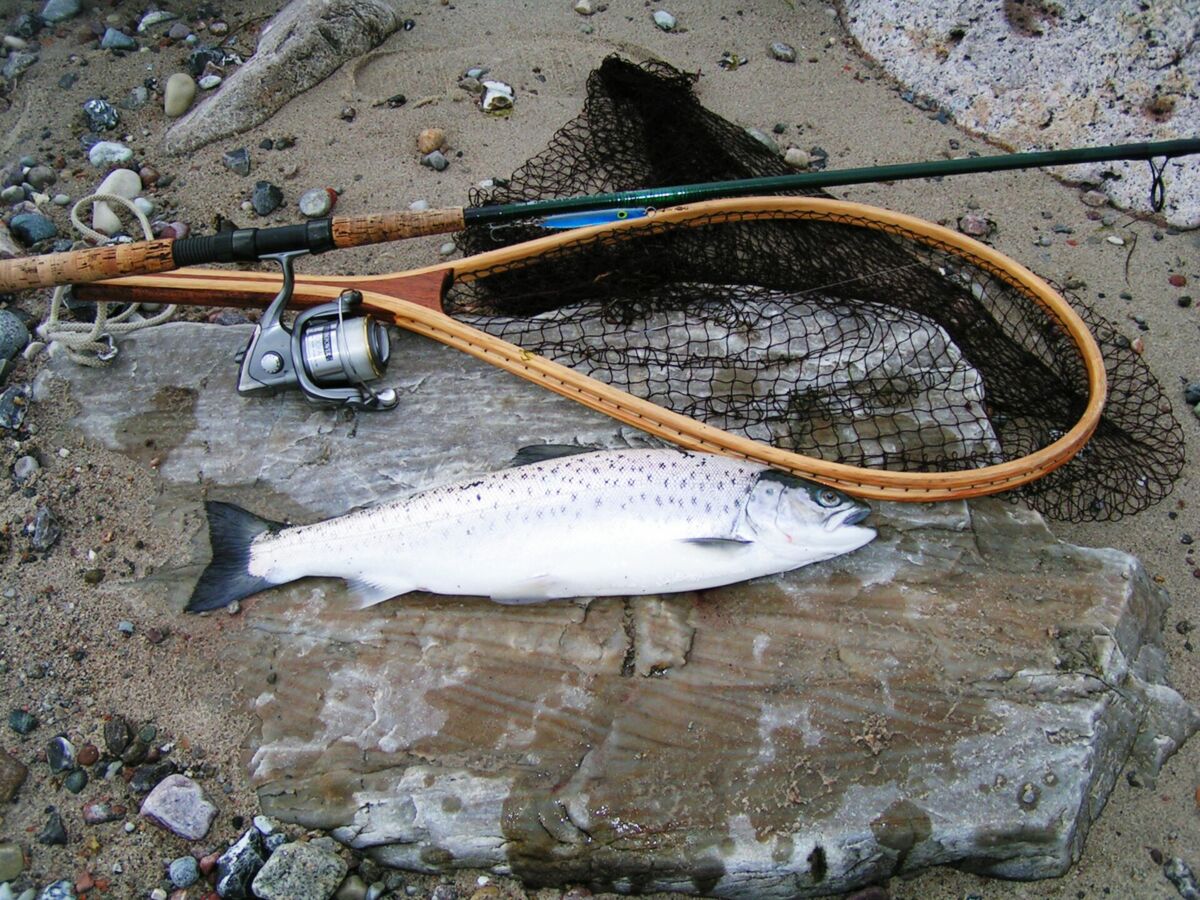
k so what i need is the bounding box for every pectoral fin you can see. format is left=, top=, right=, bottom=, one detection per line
left=345, top=576, right=416, bottom=609
left=682, top=537, right=753, bottom=550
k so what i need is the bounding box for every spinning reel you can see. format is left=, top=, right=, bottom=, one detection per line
left=236, top=251, right=398, bottom=410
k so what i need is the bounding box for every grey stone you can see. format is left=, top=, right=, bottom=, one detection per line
left=298, top=187, right=333, bottom=217
left=140, top=774, right=215, bottom=839
left=165, top=0, right=408, bottom=155
left=99, top=27, right=136, bottom=51
left=25, top=165, right=56, bottom=190
left=39, top=0, right=80, bottom=23
left=120, top=85, right=150, bottom=110
left=652, top=9, right=677, bottom=30
left=769, top=41, right=796, bottom=62
left=8, top=213, right=56, bottom=245
left=251, top=181, right=283, bottom=216
left=0, top=841, right=23, bottom=882
left=420, top=150, right=448, bottom=171
left=222, top=147, right=251, bottom=176
left=43, top=321, right=1198, bottom=894
left=13, top=456, right=39, bottom=482
left=36, top=883, right=74, bottom=900
left=250, top=842, right=348, bottom=900
left=216, top=827, right=267, bottom=898
left=88, top=141, right=133, bottom=168
left=138, top=10, right=179, bottom=32
left=45, top=736, right=74, bottom=773
left=0, top=310, right=30, bottom=361
left=36, top=811, right=66, bottom=846
left=0, top=221, right=19, bottom=260
left=168, top=855, right=200, bottom=887
left=2, top=185, right=27, bottom=203
left=28, top=506, right=59, bottom=551
left=1, top=51, right=39, bottom=81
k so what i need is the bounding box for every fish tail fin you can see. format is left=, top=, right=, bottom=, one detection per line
left=186, top=501, right=282, bottom=613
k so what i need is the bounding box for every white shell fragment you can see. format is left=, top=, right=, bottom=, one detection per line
left=480, top=80, right=514, bottom=113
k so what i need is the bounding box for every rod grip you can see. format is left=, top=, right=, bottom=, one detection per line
left=0, top=239, right=179, bottom=291
left=330, top=208, right=465, bottom=247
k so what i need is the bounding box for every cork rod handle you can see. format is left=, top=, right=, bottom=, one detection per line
left=0, top=239, right=179, bottom=291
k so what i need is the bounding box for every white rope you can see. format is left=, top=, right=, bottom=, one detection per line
left=36, top=192, right=177, bottom=366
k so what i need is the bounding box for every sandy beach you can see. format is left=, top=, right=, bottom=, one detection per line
left=0, top=1, right=1197, bottom=897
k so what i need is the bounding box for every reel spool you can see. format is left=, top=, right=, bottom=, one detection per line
left=236, top=251, right=398, bottom=410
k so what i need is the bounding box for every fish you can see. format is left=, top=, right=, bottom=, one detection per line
left=185, top=446, right=875, bottom=612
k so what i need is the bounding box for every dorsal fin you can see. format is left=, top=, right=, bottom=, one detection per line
left=509, top=444, right=601, bottom=467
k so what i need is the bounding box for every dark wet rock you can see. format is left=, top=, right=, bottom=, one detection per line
left=7, top=709, right=36, bottom=735
left=251, top=181, right=283, bottom=215
left=0, top=309, right=30, bottom=361
left=13, top=13, right=43, bottom=38
left=141, top=773, right=216, bottom=839
left=103, top=715, right=131, bottom=756
left=121, top=738, right=149, bottom=766
left=63, top=768, right=88, bottom=793
left=216, top=827, right=267, bottom=897
left=130, top=759, right=177, bottom=794
left=0, top=384, right=31, bottom=430
left=1165, top=857, right=1200, bottom=899
left=58, top=71, right=78, bottom=90
left=1184, top=382, right=1200, bottom=406
left=0, top=185, right=26, bottom=203
left=28, top=505, right=61, bottom=551
left=46, top=736, right=75, bottom=773
left=186, top=44, right=238, bottom=78
left=9, top=212, right=57, bottom=245
left=100, top=27, right=137, bottom=51
left=166, top=1, right=409, bottom=155
left=250, top=842, right=348, bottom=900
left=0, top=752, right=28, bottom=801
left=222, top=148, right=251, bottom=176
left=37, top=809, right=67, bottom=845
left=83, top=97, right=119, bottom=131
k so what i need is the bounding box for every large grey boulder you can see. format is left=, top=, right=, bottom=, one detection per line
left=42, top=322, right=1197, bottom=896
left=164, top=0, right=407, bottom=155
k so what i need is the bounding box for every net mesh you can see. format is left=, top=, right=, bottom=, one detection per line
left=451, top=57, right=1183, bottom=521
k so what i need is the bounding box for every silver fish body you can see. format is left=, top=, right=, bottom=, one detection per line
left=186, top=448, right=875, bottom=611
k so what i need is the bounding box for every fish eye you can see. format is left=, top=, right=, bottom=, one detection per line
left=814, top=488, right=842, bottom=508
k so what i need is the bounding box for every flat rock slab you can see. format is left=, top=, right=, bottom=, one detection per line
left=44, top=323, right=1198, bottom=897
left=842, top=0, right=1200, bottom=227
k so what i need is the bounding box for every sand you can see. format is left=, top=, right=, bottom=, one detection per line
left=0, top=1, right=1196, bottom=898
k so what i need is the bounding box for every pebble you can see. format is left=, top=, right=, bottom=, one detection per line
left=9, top=212, right=57, bottom=245
left=2, top=52, right=39, bottom=82
left=1105, top=235, right=1125, bottom=246
left=409, top=199, right=430, bottom=211
left=81, top=801, right=125, bottom=824
left=336, top=875, right=368, bottom=900
left=37, top=810, right=67, bottom=846
left=438, top=241, right=456, bottom=257
left=138, top=10, right=179, bottom=32
left=164, top=73, right=198, bottom=117
left=133, top=197, right=155, bottom=217
left=783, top=147, right=811, bottom=168
left=3, top=35, right=28, bottom=51
left=1164, top=857, right=1200, bottom=899
left=0, top=310, right=30, bottom=361
left=1080, top=189, right=1109, bottom=207
left=88, top=141, right=133, bottom=168
left=1185, top=383, right=1200, bottom=406
left=63, top=768, right=87, bottom=793
left=745, top=127, right=779, bottom=154
left=421, top=149, right=449, bottom=171
left=167, top=22, right=190, bottom=41
left=25, top=165, right=56, bottom=190
left=8, top=709, right=36, bottom=734
left=168, top=855, right=200, bottom=888
left=957, top=212, right=992, bottom=237
left=40, top=0, right=81, bottom=23
left=130, top=759, right=177, bottom=794
left=1169, top=273, right=1187, bottom=287
left=116, top=620, right=135, bottom=635
left=652, top=9, right=677, bottom=30
left=76, top=743, right=99, bottom=766
left=141, top=774, right=217, bottom=840
left=103, top=715, right=131, bottom=755
left=0, top=384, right=31, bottom=430
left=83, top=97, right=119, bottom=132
left=0, top=841, right=23, bottom=882
left=52, top=193, right=70, bottom=206
left=340, top=106, right=357, bottom=121
left=13, top=455, right=39, bottom=482
left=252, top=181, right=284, bottom=215
left=198, top=74, right=222, bottom=90
left=46, top=736, right=75, bottom=773
left=29, top=506, right=60, bottom=551
left=0, top=753, right=27, bottom=802
left=574, top=0, right=596, bottom=14
left=1, top=185, right=25, bottom=203
left=100, top=27, right=137, bottom=51
left=298, top=187, right=335, bottom=218
left=92, top=168, right=143, bottom=236
left=769, top=41, right=797, bottom=62
left=216, top=828, right=268, bottom=897
left=417, top=127, right=446, bottom=154
left=222, top=147, right=251, bottom=176
left=251, top=842, right=349, bottom=900
left=480, top=81, right=513, bottom=113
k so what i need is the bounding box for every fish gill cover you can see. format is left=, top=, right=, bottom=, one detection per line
left=451, top=57, right=1183, bottom=522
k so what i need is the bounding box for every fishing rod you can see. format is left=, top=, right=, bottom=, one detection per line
left=1, top=138, right=1196, bottom=293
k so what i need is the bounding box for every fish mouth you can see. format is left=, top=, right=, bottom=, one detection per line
left=828, top=506, right=871, bottom=529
